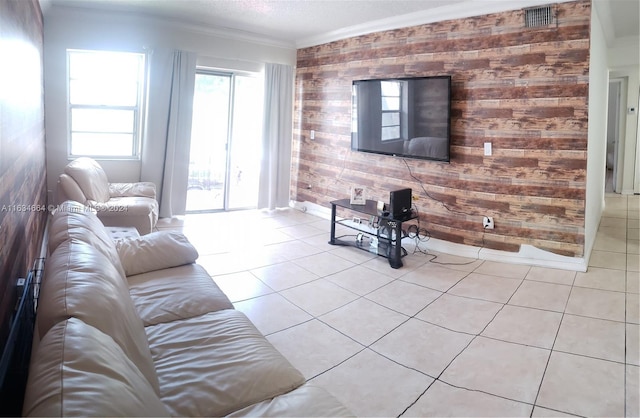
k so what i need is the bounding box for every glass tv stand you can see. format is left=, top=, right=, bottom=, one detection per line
left=329, top=199, right=416, bottom=269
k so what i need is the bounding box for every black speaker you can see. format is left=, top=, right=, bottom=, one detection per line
left=389, top=188, right=412, bottom=220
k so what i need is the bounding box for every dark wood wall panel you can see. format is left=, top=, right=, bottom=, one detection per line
left=0, top=0, right=47, bottom=350
left=292, top=0, right=591, bottom=257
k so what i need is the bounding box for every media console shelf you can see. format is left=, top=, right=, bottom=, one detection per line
left=329, top=198, right=417, bottom=269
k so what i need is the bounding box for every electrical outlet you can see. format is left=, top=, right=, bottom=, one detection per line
left=483, top=216, right=494, bottom=229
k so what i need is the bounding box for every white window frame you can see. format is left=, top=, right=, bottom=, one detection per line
left=67, top=49, right=146, bottom=159
left=380, top=80, right=402, bottom=142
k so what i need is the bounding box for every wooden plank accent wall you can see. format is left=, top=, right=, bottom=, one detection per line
left=0, top=0, right=47, bottom=349
left=293, top=0, right=591, bottom=258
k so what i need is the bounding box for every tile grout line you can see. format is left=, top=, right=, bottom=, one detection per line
left=288, top=248, right=475, bottom=416
left=400, top=276, right=530, bottom=415
left=188, top=204, right=636, bottom=417
left=624, top=195, right=628, bottom=418
left=397, top=271, right=533, bottom=416
left=530, top=269, right=578, bottom=417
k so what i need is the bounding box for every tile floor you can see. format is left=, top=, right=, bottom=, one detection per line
left=157, top=194, right=639, bottom=417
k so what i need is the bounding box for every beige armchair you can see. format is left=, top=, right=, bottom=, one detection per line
left=57, top=157, right=159, bottom=235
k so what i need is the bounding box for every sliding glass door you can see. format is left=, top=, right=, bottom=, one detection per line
left=227, top=75, right=263, bottom=208
left=186, top=71, right=263, bottom=212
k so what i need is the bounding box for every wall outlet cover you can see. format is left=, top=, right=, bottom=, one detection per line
left=483, top=216, right=494, bottom=229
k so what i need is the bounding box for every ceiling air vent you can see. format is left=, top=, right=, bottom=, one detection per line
left=524, top=5, right=556, bottom=28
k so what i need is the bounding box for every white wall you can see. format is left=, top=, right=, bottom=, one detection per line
left=609, top=39, right=640, bottom=68
left=584, top=5, right=609, bottom=262
left=43, top=5, right=296, bottom=202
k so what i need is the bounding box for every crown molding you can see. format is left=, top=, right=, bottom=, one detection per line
left=45, top=4, right=296, bottom=50
left=161, top=19, right=296, bottom=50
left=44, top=0, right=631, bottom=53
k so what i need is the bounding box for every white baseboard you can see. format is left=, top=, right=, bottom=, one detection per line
left=291, top=200, right=588, bottom=272
left=478, top=244, right=587, bottom=272
left=290, top=200, right=333, bottom=220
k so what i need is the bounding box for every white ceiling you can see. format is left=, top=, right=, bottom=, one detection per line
left=45, top=0, right=639, bottom=48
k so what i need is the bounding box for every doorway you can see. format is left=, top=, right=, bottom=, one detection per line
left=186, top=71, right=263, bottom=212
left=606, top=78, right=626, bottom=194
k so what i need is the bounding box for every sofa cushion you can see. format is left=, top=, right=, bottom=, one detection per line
left=23, top=318, right=170, bottom=417
left=64, top=157, right=111, bottom=203
left=145, top=309, right=305, bottom=417
left=127, top=263, right=233, bottom=326
left=227, top=384, right=354, bottom=417
left=48, top=200, right=126, bottom=278
left=37, top=239, right=160, bottom=393
left=115, top=231, right=198, bottom=276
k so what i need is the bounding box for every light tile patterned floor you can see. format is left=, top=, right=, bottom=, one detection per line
left=157, top=194, right=640, bottom=417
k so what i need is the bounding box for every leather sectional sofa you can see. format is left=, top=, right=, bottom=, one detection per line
left=22, top=200, right=351, bottom=416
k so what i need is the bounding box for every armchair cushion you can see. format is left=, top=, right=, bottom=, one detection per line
left=63, top=157, right=111, bottom=203
left=110, top=182, right=157, bottom=199
left=90, top=197, right=158, bottom=216
left=115, top=231, right=199, bottom=276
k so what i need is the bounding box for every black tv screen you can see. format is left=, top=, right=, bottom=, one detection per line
left=351, top=76, right=451, bottom=162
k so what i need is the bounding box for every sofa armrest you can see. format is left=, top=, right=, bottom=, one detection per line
left=109, top=182, right=157, bottom=199
left=57, top=174, right=88, bottom=204
left=115, top=231, right=199, bottom=276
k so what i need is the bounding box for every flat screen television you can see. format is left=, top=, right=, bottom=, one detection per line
left=351, top=75, right=451, bottom=162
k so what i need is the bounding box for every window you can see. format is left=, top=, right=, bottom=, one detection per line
left=67, top=49, right=145, bottom=158
left=380, top=80, right=401, bottom=141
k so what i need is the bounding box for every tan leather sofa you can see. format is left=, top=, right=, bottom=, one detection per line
left=22, top=201, right=351, bottom=417
left=57, top=157, right=159, bottom=235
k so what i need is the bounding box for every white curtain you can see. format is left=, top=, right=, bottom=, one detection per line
left=258, top=63, right=294, bottom=210
left=141, top=49, right=196, bottom=218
